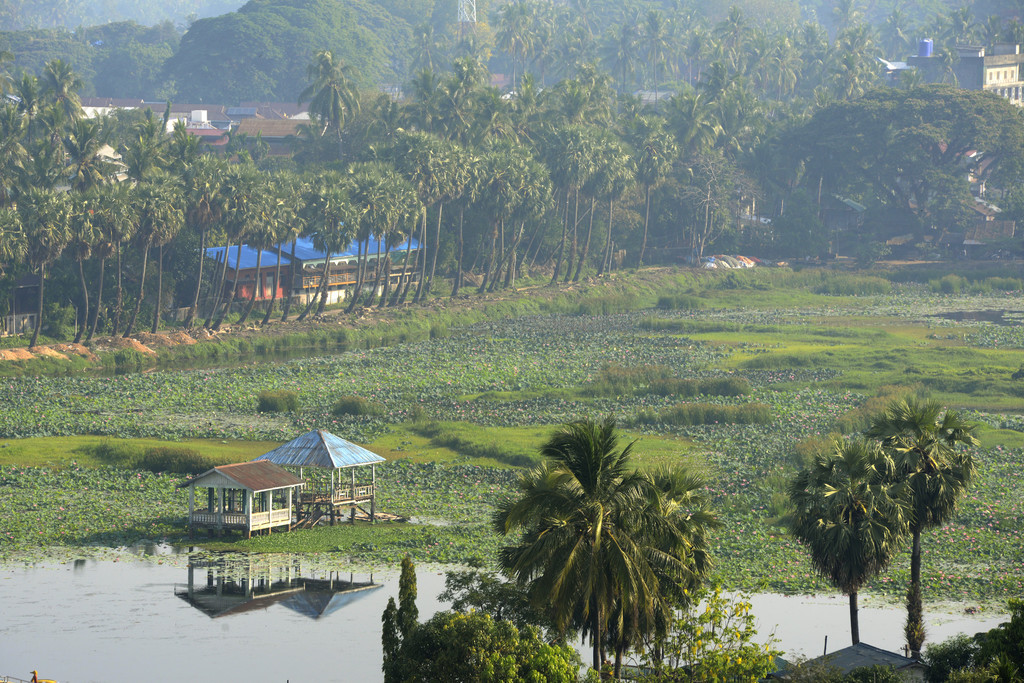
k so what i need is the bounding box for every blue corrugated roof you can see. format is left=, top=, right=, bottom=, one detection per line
left=255, top=430, right=386, bottom=469
left=206, top=236, right=420, bottom=270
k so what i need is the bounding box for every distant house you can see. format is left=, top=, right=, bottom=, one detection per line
left=821, top=195, right=866, bottom=234
left=772, top=643, right=928, bottom=681
left=233, top=118, right=306, bottom=155
left=205, top=234, right=421, bottom=309
left=906, top=42, right=1024, bottom=106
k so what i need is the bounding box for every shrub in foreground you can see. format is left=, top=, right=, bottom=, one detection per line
left=257, top=389, right=300, bottom=413
left=332, top=395, right=385, bottom=417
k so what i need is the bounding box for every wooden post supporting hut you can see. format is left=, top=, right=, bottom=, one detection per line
left=180, top=461, right=304, bottom=539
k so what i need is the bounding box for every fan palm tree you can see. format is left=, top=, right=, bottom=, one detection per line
left=209, top=164, right=264, bottom=330
left=17, top=187, right=71, bottom=348
left=494, top=418, right=714, bottom=674
left=789, top=437, right=909, bottom=645
left=0, top=207, right=26, bottom=269
left=296, top=173, right=357, bottom=321
left=866, top=398, right=978, bottom=658
left=300, top=50, right=360, bottom=159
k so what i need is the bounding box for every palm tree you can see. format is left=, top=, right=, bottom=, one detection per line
left=643, top=10, right=670, bottom=106
left=209, top=164, right=264, bottom=330
left=866, top=398, right=979, bottom=658
left=0, top=207, right=26, bottom=269
left=789, top=437, right=909, bottom=645
left=17, top=187, right=71, bottom=348
left=65, top=117, right=114, bottom=192
left=123, top=177, right=183, bottom=337
left=121, top=108, right=168, bottom=182
left=68, top=192, right=99, bottom=343
left=629, top=116, right=676, bottom=267
left=494, top=418, right=714, bottom=675
left=0, top=104, right=28, bottom=208
left=40, top=59, right=84, bottom=121
left=300, top=50, right=360, bottom=160
left=86, top=185, right=134, bottom=341
left=179, top=154, right=225, bottom=329
left=296, top=173, right=357, bottom=321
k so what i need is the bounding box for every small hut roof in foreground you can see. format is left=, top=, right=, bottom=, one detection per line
left=180, top=460, right=303, bottom=491
left=255, top=429, right=387, bottom=469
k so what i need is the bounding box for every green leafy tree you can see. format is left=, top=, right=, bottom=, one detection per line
left=644, top=586, right=780, bottom=682
left=123, top=176, right=183, bottom=337
left=788, top=436, right=909, bottom=645
left=866, top=398, right=979, bottom=658
left=300, top=49, right=360, bottom=160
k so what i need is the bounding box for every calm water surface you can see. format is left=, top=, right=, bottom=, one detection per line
left=0, top=558, right=1008, bottom=683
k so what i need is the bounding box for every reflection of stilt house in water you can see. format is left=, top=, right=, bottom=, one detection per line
left=255, top=429, right=387, bottom=528
left=181, top=460, right=303, bottom=538
left=175, top=555, right=381, bottom=619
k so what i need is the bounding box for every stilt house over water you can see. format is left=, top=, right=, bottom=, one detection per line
left=181, top=460, right=304, bottom=538
left=254, top=429, right=387, bottom=527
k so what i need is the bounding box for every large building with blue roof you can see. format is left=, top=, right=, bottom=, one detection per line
left=205, top=235, right=420, bottom=308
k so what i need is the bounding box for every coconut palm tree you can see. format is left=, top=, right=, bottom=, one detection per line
left=65, top=117, right=116, bottom=192
left=178, top=154, right=226, bottom=329
left=86, top=184, right=135, bottom=341
left=122, top=177, right=183, bottom=337
left=40, top=58, right=84, bottom=121
left=629, top=116, right=676, bottom=267
left=300, top=50, right=360, bottom=159
left=0, top=207, right=26, bottom=269
left=494, top=418, right=714, bottom=675
left=296, top=173, right=357, bottom=321
left=0, top=104, right=28, bottom=208
left=68, top=192, right=99, bottom=343
left=789, top=437, right=909, bottom=645
left=18, top=187, right=71, bottom=348
left=866, top=398, right=979, bottom=658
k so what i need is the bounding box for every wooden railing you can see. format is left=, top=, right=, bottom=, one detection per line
left=191, top=511, right=247, bottom=526
left=251, top=509, right=292, bottom=528
left=190, top=510, right=290, bottom=528
left=300, top=484, right=375, bottom=504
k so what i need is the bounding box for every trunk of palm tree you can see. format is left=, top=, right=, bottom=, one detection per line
left=316, top=254, right=335, bottom=315
left=29, top=265, right=45, bottom=349
left=424, top=201, right=444, bottom=298
left=346, top=240, right=365, bottom=314
left=907, top=526, right=924, bottom=658
left=86, top=257, right=105, bottom=341
left=573, top=197, right=596, bottom=282
left=599, top=197, right=615, bottom=276
left=396, top=226, right=417, bottom=305
left=205, top=246, right=230, bottom=329
left=261, top=244, right=283, bottom=326
left=185, top=227, right=206, bottom=329
left=112, top=242, right=123, bottom=336
left=478, top=222, right=498, bottom=294
left=638, top=184, right=652, bottom=268
left=74, top=257, right=89, bottom=343
left=503, top=222, right=525, bottom=289
left=592, top=604, right=602, bottom=671
left=281, top=239, right=298, bottom=321
left=213, top=243, right=243, bottom=330
left=237, top=247, right=262, bottom=326
left=550, top=188, right=570, bottom=285
left=412, top=210, right=429, bottom=303
left=377, top=250, right=393, bottom=308
left=849, top=591, right=860, bottom=645
left=124, top=240, right=151, bottom=337
left=451, top=207, right=465, bottom=297
left=564, top=189, right=579, bottom=284
left=151, top=243, right=165, bottom=334
left=298, top=254, right=331, bottom=321
left=488, top=219, right=506, bottom=293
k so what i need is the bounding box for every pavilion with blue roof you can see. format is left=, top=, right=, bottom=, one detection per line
left=254, top=429, right=387, bottom=526
left=205, top=235, right=420, bottom=310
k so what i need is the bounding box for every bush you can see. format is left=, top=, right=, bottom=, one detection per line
left=583, top=364, right=669, bottom=397
left=637, top=402, right=772, bottom=427
left=656, top=294, right=706, bottom=310
left=332, top=395, right=386, bottom=417
left=257, top=389, right=300, bottom=413
left=140, top=446, right=209, bottom=474
left=643, top=376, right=751, bottom=398
left=925, top=634, right=981, bottom=683
left=931, top=274, right=969, bottom=294
left=986, top=276, right=1024, bottom=292
left=811, top=274, right=891, bottom=296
